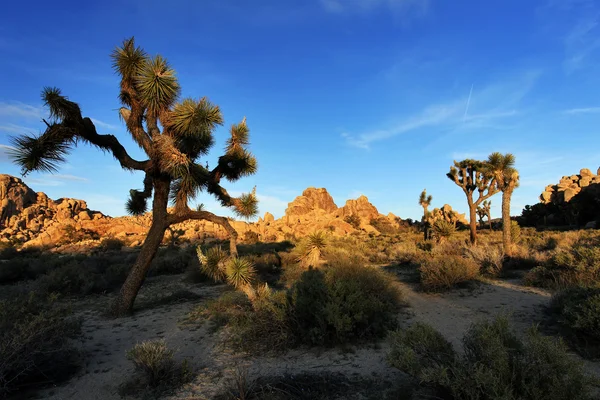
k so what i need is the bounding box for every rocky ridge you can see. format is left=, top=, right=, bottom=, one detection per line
left=0, top=178, right=403, bottom=249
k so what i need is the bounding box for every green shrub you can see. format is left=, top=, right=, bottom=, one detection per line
left=150, top=246, right=194, bottom=276
left=0, top=292, right=82, bottom=396
left=550, top=287, right=600, bottom=358
left=524, top=243, right=600, bottom=288
left=322, top=263, right=401, bottom=343
left=288, top=268, right=329, bottom=345
left=419, top=255, right=480, bottom=292
left=344, top=214, right=361, bottom=229
left=388, top=315, right=595, bottom=400
left=99, top=237, right=125, bottom=251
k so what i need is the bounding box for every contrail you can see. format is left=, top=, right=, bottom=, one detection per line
left=463, top=83, right=474, bottom=122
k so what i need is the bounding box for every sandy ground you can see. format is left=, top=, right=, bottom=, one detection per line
left=30, top=270, right=600, bottom=400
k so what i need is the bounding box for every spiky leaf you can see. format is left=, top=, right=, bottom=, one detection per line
left=167, top=97, right=223, bottom=138
left=42, top=87, right=81, bottom=121
left=135, top=55, right=180, bottom=114
left=234, top=190, right=258, bottom=219
left=197, top=246, right=228, bottom=282
left=9, top=131, right=73, bottom=175
left=111, top=37, right=148, bottom=80
left=126, top=190, right=149, bottom=215
left=225, top=257, right=256, bottom=289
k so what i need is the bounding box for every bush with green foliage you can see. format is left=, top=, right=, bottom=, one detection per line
left=419, top=255, right=480, bottom=291
left=343, top=214, right=361, bottom=230
left=99, top=237, right=125, bottom=251
left=0, top=293, right=82, bottom=396
left=524, top=242, right=600, bottom=288
left=550, top=287, right=600, bottom=358
left=388, top=315, right=595, bottom=400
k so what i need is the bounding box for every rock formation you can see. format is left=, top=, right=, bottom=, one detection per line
left=0, top=178, right=407, bottom=250
left=426, top=204, right=468, bottom=226
left=540, top=168, right=600, bottom=204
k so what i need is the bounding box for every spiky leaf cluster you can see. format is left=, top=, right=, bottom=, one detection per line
left=487, top=152, right=519, bottom=191
left=225, top=257, right=256, bottom=289
left=234, top=187, right=259, bottom=219
left=197, top=246, right=228, bottom=282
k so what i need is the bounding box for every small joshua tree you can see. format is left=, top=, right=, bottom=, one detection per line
left=447, top=160, right=499, bottom=244
left=477, top=200, right=491, bottom=230
left=9, top=38, right=259, bottom=316
left=419, top=189, right=433, bottom=240
left=487, top=153, right=519, bottom=256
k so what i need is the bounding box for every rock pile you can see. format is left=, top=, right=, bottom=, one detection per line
left=540, top=168, right=600, bottom=204
left=0, top=178, right=405, bottom=249
left=0, top=174, right=108, bottom=245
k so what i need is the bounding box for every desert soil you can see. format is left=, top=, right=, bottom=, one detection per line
left=31, top=268, right=600, bottom=400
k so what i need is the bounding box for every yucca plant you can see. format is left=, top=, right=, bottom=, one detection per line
left=299, top=231, right=328, bottom=268
left=9, top=38, right=259, bottom=316
left=226, top=257, right=256, bottom=289
left=197, top=246, right=228, bottom=282
left=431, top=219, right=456, bottom=243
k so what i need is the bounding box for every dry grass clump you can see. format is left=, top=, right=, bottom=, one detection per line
left=0, top=292, right=82, bottom=397
left=388, top=315, right=595, bottom=400
left=419, top=254, right=480, bottom=292
left=120, top=339, right=191, bottom=398
left=463, top=244, right=505, bottom=276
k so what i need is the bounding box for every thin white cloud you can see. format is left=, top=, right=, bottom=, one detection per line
left=343, top=71, right=538, bottom=149
left=321, top=0, right=429, bottom=16
left=563, top=14, right=600, bottom=73
left=90, top=118, right=119, bottom=131
left=563, top=106, right=600, bottom=114
left=0, top=123, right=37, bottom=135
left=23, top=174, right=89, bottom=187
left=0, top=102, right=44, bottom=120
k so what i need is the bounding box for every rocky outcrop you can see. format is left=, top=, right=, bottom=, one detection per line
left=336, top=195, right=380, bottom=221
left=0, top=174, right=109, bottom=246
left=285, top=188, right=337, bottom=216
left=426, top=204, right=468, bottom=226
left=0, top=177, right=408, bottom=249
left=540, top=168, right=600, bottom=204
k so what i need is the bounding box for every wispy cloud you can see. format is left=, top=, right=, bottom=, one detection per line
left=0, top=102, right=43, bottom=120
left=24, top=174, right=89, bottom=187
left=563, top=13, right=600, bottom=73
left=563, top=106, right=600, bottom=114
left=0, top=123, right=37, bottom=135
left=321, top=0, right=430, bottom=17
left=90, top=118, right=119, bottom=131
left=343, top=72, right=538, bottom=149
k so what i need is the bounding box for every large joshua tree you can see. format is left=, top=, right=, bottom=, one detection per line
left=10, top=38, right=259, bottom=316
left=447, top=160, right=499, bottom=244
left=419, top=189, right=433, bottom=240
left=487, top=153, right=519, bottom=256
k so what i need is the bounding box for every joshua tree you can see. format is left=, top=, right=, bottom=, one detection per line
left=487, top=153, right=519, bottom=256
left=447, top=160, right=499, bottom=244
left=9, top=38, right=259, bottom=316
left=419, top=189, right=433, bottom=240
left=477, top=200, right=492, bottom=229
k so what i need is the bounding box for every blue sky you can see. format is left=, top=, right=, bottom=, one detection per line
left=1, top=0, right=599, bottom=221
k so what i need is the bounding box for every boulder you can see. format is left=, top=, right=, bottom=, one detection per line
left=285, top=188, right=337, bottom=216
left=337, top=195, right=380, bottom=221
left=263, top=212, right=275, bottom=223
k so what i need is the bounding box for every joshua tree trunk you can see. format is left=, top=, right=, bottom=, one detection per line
left=502, top=189, right=513, bottom=256
left=111, top=177, right=170, bottom=316
left=468, top=197, right=477, bottom=244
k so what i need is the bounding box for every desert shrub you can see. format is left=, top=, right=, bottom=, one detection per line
left=550, top=287, right=600, bottom=358
left=0, top=292, right=82, bottom=396
left=321, top=263, right=401, bottom=343
left=121, top=339, right=191, bottom=398
left=370, top=217, right=398, bottom=235
left=243, top=230, right=259, bottom=244
left=524, top=243, right=600, bottom=289
left=99, top=237, right=125, bottom=251
left=288, top=268, right=330, bottom=345
left=0, top=243, right=18, bottom=260
left=199, top=261, right=402, bottom=352
left=431, top=219, right=455, bottom=242
left=511, top=220, right=521, bottom=244
left=388, top=315, right=595, bottom=400
left=344, top=214, right=361, bottom=229
left=419, top=255, right=480, bottom=291
left=503, top=245, right=547, bottom=272
left=465, top=245, right=504, bottom=276
left=150, top=246, right=195, bottom=276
